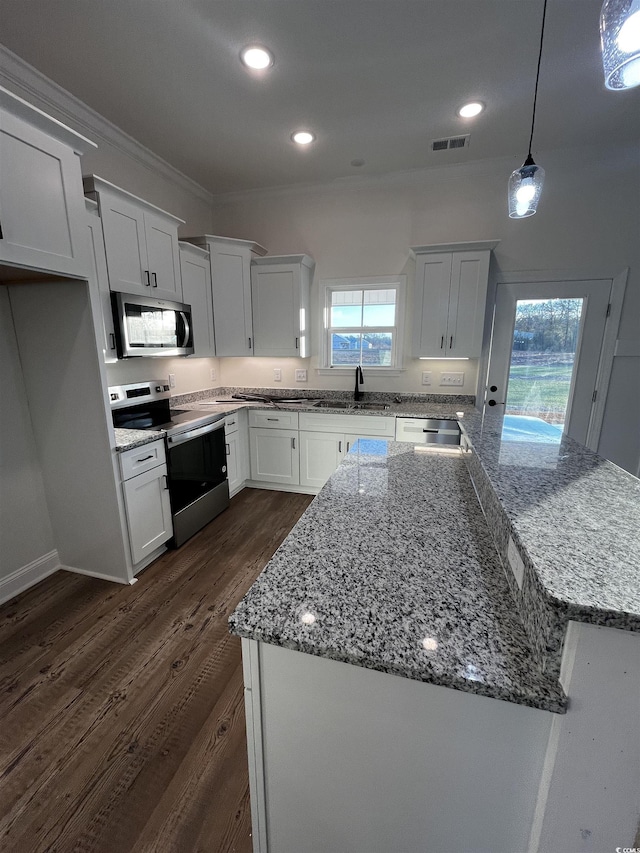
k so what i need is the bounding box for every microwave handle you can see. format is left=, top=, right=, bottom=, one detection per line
left=178, top=311, right=191, bottom=348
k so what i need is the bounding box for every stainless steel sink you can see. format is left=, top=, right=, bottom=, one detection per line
left=312, top=400, right=390, bottom=410
left=352, top=402, right=390, bottom=410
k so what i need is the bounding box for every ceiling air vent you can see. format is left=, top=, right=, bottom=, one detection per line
left=431, top=134, right=470, bottom=152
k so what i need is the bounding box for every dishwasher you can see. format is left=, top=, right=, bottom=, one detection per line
left=395, top=417, right=461, bottom=445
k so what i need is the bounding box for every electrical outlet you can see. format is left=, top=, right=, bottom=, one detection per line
left=439, top=372, right=464, bottom=387
left=295, top=369, right=307, bottom=382
left=507, top=537, right=525, bottom=590
left=210, top=368, right=216, bottom=382
left=273, top=368, right=282, bottom=381
left=421, top=371, right=432, bottom=386
left=168, top=373, right=176, bottom=389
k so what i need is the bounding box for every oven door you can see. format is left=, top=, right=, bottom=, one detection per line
left=165, top=420, right=229, bottom=546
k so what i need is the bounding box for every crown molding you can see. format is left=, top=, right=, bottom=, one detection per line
left=0, top=44, right=214, bottom=206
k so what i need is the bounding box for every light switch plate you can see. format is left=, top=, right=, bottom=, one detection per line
left=507, top=537, right=525, bottom=590
left=440, top=372, right=464, bottom=386
left=421, top=371, right=432, bottom=386
left=295, top=369, right=307, bottom=382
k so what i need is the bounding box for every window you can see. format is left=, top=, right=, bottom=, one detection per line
left=321, top=276, right=405, bottom=370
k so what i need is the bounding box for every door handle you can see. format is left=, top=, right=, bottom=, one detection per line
left=151, top=272, right=158, bottom=288
left=292, top=437, right=296, bottom=450
left=144, top=270, right=151, bottom=286
left=295, top=337, right=299, bottom=349
left=450, top=336, right=453, bottom=349
left=440, top=336, right=444, bottom=349
left=248, top=337, right=252, bottom=350
left=338, top=441, right=342, bottom=452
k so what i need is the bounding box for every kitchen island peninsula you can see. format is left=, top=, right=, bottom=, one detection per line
left=230, top=408, right=640, bottom=853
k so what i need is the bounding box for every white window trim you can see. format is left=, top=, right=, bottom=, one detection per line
left=318, top=275, right=406, bottom=371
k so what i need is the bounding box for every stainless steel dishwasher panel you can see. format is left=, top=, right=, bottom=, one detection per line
left=395, top=417, right=461, bottom=445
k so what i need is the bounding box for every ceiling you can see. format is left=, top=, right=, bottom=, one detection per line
left=0, top=0, right=638, bottom=195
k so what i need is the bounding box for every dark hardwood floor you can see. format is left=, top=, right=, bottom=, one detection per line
left=0, top=487, right=313, bottom=853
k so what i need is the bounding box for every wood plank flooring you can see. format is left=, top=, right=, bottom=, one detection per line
left=0, top=487, right=313, bottom=853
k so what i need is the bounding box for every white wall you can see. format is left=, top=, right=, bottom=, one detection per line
left=0, top=288, right=55, bottom=578
left=210, top=143, right=640, bottom=473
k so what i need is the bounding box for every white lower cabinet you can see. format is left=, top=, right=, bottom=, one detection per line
left=249, top=409, right=300, bottom=486
left=299, top=412, right=395, bottom=490
left=119, top=440, right=173, bottom=569
left=225, top=410, right=249, bottom=497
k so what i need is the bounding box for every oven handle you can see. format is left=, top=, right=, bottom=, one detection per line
left=167, top=420, right=225, bottom=446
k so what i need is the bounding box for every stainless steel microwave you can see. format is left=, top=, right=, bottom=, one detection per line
left=111, top=292, right=194, bottom=358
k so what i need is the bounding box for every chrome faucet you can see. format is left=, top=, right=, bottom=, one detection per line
left=354, top=365, right=364, bottom=401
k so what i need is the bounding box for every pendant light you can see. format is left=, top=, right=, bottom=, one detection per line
left=601, top=0, right=640, bottom=89
left=508, top=0, right=548, bottom=219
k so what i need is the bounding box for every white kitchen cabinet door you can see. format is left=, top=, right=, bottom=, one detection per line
left=85, top=199, right=118, bottom=363
left=0, top=88, right=94, bottom=278
left=84, top=176, right=185, bottom=302
left=251, top=255, right=314, bottom=357
left=249, top=428, right=299, bottom=485
left=299, top=430, right=344, bottom=489
left=122, top=463, right=172, bottom=566
left=412, top=242, right=497, bottom=359
left=225, top=430, right=240, bottom=496
left=144, top=209, right=183, bottom=300
left=181, top=236, right=269, bottom=356
left=413, top=252, right=452, bottom=358
left=179, top=243, right=215, bottom=356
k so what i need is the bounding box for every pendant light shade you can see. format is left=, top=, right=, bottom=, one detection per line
left=508, top=155, right=545, bottom=218
left=601, top=0, right=640, bottom=89
left=507, top=0, right=548, bottom=219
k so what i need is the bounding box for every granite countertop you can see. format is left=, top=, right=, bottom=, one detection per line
left=230, top=440, right=568, bottom=714
left=114, top=428, right=166, bottom=452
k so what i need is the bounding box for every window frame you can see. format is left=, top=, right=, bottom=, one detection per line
left=319, top=275, right=406, bottom=374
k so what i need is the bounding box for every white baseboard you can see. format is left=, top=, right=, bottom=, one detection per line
left=245, top=480, right=318, bottom=496
left=0, top=550, right=60, bottom=605
left=61, top=565, right=136, bottom=585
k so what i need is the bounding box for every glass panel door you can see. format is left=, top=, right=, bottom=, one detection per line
left=486, top=280, right=611, bottom=447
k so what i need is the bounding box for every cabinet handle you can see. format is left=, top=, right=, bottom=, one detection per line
left=248, top=337, right=252, bottom=350
left=450, top=335, right=453, bottom=349
left=422, top=429, right=439, bottom=433
left=137, top=454, right=154, bottom=462
left=0, top=219, right=3, bottom=239
left=346, top=441, right=350, bottom=451
left=292, top=437, right=296, bottom=450
left=338, top=440, right=342, bottom=452
left=225, top=443, right=230, bottom=455
left=144, top=270, right=151, bottom=287
left=295, top=337, right=299, bottom=349
left=109, top=332, right=116, bottom=350
left=440, top=336, right=444, bottom=349
left=151, top=272, right=158, bottom=288
left=267, top=417, right=278, bottom=421
left=227, top=420, right=236, bottom=426
left=163, top=475, right=169, bottom=489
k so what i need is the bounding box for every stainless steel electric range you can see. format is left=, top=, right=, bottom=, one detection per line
left=109, top=380, right=229, bottom=547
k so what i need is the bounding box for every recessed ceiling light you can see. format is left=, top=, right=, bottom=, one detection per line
left=240, top=45, right=274, bottom=70
left=291, top=131, right=315, bottom=145
left=458, top=101, right=484, bottom=118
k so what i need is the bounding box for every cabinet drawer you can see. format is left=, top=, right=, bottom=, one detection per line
left=249, top=409, right=299, bottom=429
left=225, top=413, right=240, bottom=434
left=299, top=412, right=395, bottom=437
left=119, top=439, right=166, bottom=480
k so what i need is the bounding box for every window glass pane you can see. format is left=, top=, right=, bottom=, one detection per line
left=331, top=332, right=362, bottom=365
left=362, top=332, right=393, bottom=366
left=330, top=331, right=394, bottom=366
left=362, top=289, right=396, bottom=326
left=331, top=290, right=363, bottom=328
left=505, top=298, right=583, bottom=434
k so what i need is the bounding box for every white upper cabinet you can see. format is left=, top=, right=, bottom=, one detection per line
left=0, top=86, right=95, bottom=279
left=183, top=235, right=267, bottom=357
left=251, top=254, right=314, bottom=357
left=411, top=241, right=498, bottom=359
left=83, top=175, right=184, bottom=302
left=85, top=198, right=118, bottom=363
left=179, top=242, right=215, bottom=357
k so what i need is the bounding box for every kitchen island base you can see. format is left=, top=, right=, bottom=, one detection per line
left=242, top=639, right=552, bottom=853
left=242, top=629, right=640, bottom=853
